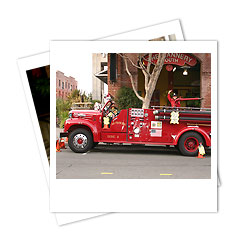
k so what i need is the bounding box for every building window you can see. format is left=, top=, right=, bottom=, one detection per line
left=59, top=80, right=61, bottom=87
left=62, top=82, right=64, bottom=89
left=71, top=85, right=72, bottom=91
left=101, top=62, right=108, bottom=71
left=65, top=82, right=67, bottom=89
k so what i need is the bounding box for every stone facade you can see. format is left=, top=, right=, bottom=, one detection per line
left=56, top=71, right=78, bottom=99
left=192, top=53, right=211, bottom=108
left=92, top=53, right=108, bottom=102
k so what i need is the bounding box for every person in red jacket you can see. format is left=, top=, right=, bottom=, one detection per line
left=167, top=89, right=181, bottom=107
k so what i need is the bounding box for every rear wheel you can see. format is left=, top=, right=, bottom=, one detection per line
left=178, top=132, right=204, bottom=156
left=68, top=128, right=93, bottom=153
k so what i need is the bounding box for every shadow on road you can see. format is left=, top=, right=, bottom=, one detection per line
left=89, top=144, right=211, bottom=156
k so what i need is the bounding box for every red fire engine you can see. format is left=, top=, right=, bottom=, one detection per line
left=60, top=100, right=211, bottom=156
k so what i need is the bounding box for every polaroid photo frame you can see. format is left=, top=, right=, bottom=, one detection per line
left=18, top=53, right=106, bottom=225
left=98, top=19, right=183, bottom=41
left=50, top=41, right=217, bottom=212
left=18, top=20, right=186, bottom=225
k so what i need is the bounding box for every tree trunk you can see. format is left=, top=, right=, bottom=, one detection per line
left=142, top=53, right=166, bottom=109
left=143, top=83, right=154, bottom=108
left=119, top=53, right=166, bottom=109
left=142, top=94, right=152, bottom=109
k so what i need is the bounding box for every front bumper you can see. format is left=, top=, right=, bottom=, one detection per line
left=60, top=132, right=68, bottom=138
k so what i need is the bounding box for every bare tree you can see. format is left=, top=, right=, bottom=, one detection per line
left=118, top=53, right=166, bottom=109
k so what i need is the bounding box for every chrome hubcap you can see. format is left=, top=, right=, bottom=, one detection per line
left=73, top=134, right=87, bottom=149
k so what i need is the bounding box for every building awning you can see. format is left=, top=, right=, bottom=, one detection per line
left=94, top=68, right=108, bottom=84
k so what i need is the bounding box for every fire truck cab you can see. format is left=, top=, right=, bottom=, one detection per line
left=60, top=100, right=211, bottom=156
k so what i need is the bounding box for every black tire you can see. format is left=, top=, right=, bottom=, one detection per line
left=68, top=128, right=93, bottom=153
left=178, top=132, right=204, bottom=156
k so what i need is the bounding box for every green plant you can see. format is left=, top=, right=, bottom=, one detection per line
left=56, top=90, right=96, bottom=127
left=90, top=99, right=101, bottom=109
left=68, top=89, right=81, bottom=101
left=59, top=111, right=69, bottom=128
left=116, top=86, right=142, bottom=110
left=56, top=98, right=71, bottom=127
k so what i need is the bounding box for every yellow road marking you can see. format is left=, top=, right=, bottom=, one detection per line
left=101, top=172, right=114, bottom=175
left=160, top=174, right=173, bottom=176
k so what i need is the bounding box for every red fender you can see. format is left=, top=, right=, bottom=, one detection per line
left=174, top=127, right=211, bottom=147
left=65, top=119, right=100, bottom=142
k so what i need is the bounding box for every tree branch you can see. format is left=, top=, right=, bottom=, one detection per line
left=138, top=54, right=150, bottom=91
left=148, top=53, right=166, bottom=91
left=138, top=54, right=150, bottom=77
left=146, top=53, right=152, bottom=73
left=140, top=54, right=157, bottom=66
left=118, top=53, right=141, bottom=70
left=123, top=56, right=144, bottom=102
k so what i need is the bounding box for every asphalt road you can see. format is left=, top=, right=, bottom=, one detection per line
left=56, top=144, right=211, bottom=179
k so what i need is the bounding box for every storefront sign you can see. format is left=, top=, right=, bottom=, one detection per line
left=143, top=53, right=197, bottom=67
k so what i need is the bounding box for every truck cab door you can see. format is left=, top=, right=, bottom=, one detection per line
left=100, top=109, right=128, bottom=142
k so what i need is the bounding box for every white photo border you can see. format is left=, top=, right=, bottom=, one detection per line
left=17, top=53, right=105, bottom=225
left=50, top=41, right=217, bottom=212
left=17, top=19, right=185, bottom=224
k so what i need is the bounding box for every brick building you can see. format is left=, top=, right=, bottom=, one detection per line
left=107, top=53, right=211, bottom=108
left=56, top=71, right=78, bottom=99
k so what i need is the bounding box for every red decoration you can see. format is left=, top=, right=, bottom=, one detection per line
left=166, top=65, right=173, bottom=71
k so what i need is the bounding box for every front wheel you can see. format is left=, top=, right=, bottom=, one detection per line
left=178, top=132, right=204, bottom=156
left=68, top=128, right=93, bottom=153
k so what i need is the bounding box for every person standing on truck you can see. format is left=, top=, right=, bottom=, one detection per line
left=167, top=89, right=181, bottom=107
